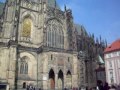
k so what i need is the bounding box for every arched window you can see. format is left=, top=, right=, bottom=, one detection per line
left=22, top=17, right=32, bottom=37
left=25, top=63, right=28, bottom=74
left=46, top=20, right=64, bottom=49
left=20, top=63, right=24, bottom=74
left=20, top=57, right=29, bottom=74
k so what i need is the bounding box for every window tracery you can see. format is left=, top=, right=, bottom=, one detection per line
left=20, top=57, right=29, bottom=74
left=22, top=17, right=32, bottom=37
left=46, top=20, right=64, bottom=49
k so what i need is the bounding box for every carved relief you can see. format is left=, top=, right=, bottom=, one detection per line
left=47, top=7, right=65, bottom=20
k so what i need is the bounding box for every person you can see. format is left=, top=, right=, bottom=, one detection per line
left=96, top=80, right=103, bottom=90
left=99, top=82, right=104, bottom=90
left=103, top=82, right=110, bottom=90
left=116, top=85, right=120, bottom=90
left=26, top=85, right=29, bottom=90
left=33, top=87, right=35, bottom=90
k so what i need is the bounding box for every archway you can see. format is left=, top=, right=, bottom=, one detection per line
left=49, top=69, right=55, bottom=89
left=66, top=70, right=72, bottom=89
left=23, top=82, right=26, bottom=88
left=58, top=70, right=64, bottom=89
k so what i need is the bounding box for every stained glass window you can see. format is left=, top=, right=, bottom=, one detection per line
left=22, top=18, right=32, bottom=37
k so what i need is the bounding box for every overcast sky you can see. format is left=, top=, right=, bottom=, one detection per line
left=0, top=0, right=120, bottom=44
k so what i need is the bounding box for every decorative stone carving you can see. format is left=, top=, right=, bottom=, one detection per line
left=47, top=7, right=65, bottom=20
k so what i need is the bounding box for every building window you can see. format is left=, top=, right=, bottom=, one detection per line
left=110, top=71, right=114, bottom=84
left=20, top=63, right=24, bottom=74
left=108, top=54, right=111, bottom=58
left=112, top=52, right=117, bottom=57
left=22, top=17, right=32, bottom=37
left=105, top=54, right=108, bottom=58
left=46, top=20, right=64, bottom=49
left=20, top=57, right=29, bottom=74
left=109, top=61, right=112, bottom=68
left=51, top=54, right=53, bottom=60
left=118, top=51, right=120, bottom=56
left=68, top=57, right=70, bottom=62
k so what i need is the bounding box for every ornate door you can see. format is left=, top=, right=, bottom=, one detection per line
left=49, top=69, right=55, bottom=90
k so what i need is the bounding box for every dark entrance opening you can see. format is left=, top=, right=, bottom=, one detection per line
left=49, top=69, right=55, bottom=89
left=58, top=70, right=64, bottom=89
left=23, top=82, right=26, bottom=88
left=66, top=70, right=72, bottom=89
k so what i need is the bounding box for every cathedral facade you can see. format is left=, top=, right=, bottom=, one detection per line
left=0, top=0, right=79, bottom=90
left=0, top=0, right=107, bottom=90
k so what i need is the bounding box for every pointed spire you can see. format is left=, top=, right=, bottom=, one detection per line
left=55, top=0, right=57, bottom=8
left=105, top=39, right=107, bottom=47
left=96, top=38, right=99, bottom=44
left=64, top=4, right=67, bottom=11
left=99, top=35, right=102, bottom=43
left=92, top=33, right=94, bottom=39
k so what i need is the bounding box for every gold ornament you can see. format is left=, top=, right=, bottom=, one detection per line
left=22, top=18, right=31, bottom=37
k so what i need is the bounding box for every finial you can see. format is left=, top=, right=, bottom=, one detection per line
left=64, top=4, right=67, bottom=11
left=55, top=0, right=57, bottom=8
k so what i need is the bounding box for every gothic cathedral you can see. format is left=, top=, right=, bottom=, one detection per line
left=0, top=0, right=79, bottom=89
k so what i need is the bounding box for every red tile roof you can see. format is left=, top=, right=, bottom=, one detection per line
left=104, top=39, right=120, bottom=53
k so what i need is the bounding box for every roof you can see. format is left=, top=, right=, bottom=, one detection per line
left=0, top=2, right=4, bottom=15
left=104, top=39, right=120, bottom=53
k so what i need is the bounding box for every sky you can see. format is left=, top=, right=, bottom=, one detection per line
left=57, top=0, right=120, bottom=44
left=0, top=0, right=120, bottom=44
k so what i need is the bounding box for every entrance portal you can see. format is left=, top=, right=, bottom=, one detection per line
left=58, top=70, right=64, bottom=89
left=66, top=70, right=72, bottom=89
left=49, top=69, right=55, bottom=89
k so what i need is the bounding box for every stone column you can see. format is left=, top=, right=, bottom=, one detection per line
left=43, top=74, right=48, bottom=90
left=64, top=74, right=66, bottom=89
left=55, top=74, right=58, bottom=89
left=72, top=74, right=78, bottom=88
left=8, top=46, right=17, bottom=90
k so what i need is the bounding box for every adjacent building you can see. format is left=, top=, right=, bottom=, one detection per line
left=104, top=39, right=120, bottom=85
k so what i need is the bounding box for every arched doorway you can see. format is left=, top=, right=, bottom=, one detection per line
left=23, top=82, right=26, bottom=88
left=49, top=69, right=55, bottom=89
left=58, top=70, right=64, bottom=89
left=66, top=70, right=72, bottom=89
